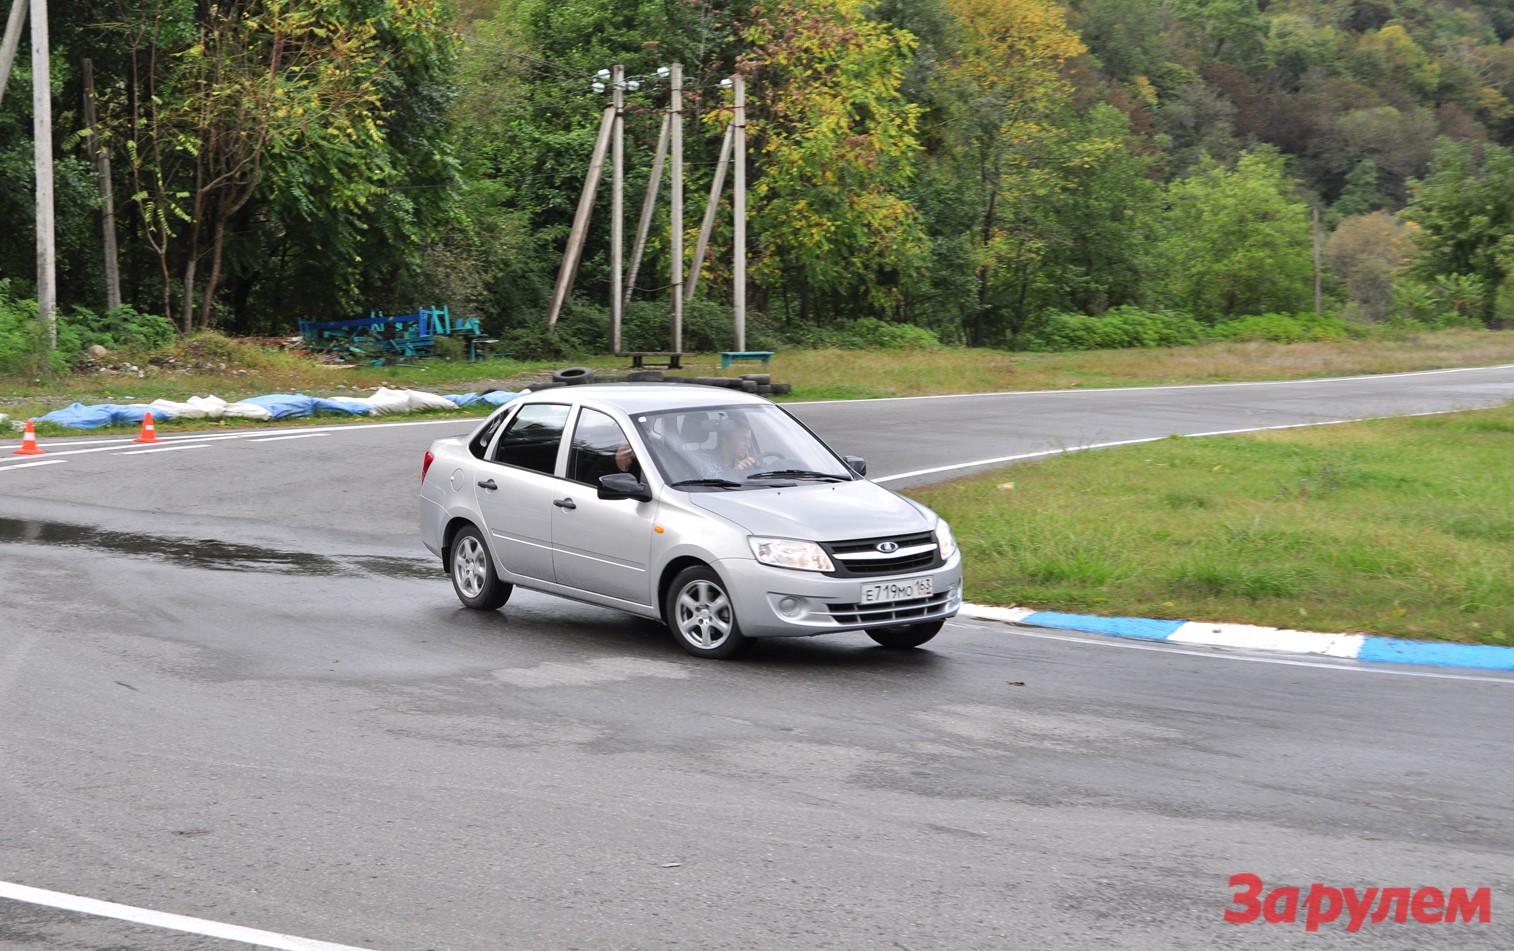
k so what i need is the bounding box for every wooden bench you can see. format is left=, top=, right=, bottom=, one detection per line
left=621, top=351, right=683, bottom=369
left=720, top=350, right=775, bottom=369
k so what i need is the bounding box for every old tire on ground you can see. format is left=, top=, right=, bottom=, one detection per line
left=552, top=366, right=595, bottom=385
left=866, top=619, right=944, bottom=649
left=627, top=370, right=664, bottom=382
left=665, top=565, right=751, bottom=659
left=739, top=373, right=771, bottom=385
left=771, top=382, right=792, bottom=395
left=449, top=524, right=513, bottom=611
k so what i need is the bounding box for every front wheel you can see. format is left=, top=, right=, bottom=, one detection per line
left=866, top=618, right=945, bottom=649
left=449, top=525, right=513, bottom=610
left=665, top=566, right=751, bottom=659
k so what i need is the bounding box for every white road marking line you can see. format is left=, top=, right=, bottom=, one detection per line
left=0, top=458, right=66, bottom=471
left=876, top=409, right=1486, bottom=483
left=249, top=432, right=329, bottom=442
left=117, top=444, right=214, bottom=455
left=790, top=362, right=1514, bottom=405
left=0, top=881, right=381, bottom=951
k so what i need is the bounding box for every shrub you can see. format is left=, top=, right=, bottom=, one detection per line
left=1020, top=307, right=1205, bottom=352
left=1205, top=312, right=1352, bottom=343
left=776, top=317, right=942, bottom=350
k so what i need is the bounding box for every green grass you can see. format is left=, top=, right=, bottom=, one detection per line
left=906, top=406, right=1514, bottom=645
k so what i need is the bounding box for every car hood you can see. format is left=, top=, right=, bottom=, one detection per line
left=685, top=480, right=933, bottom=540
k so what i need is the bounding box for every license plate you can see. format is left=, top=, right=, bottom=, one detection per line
left=860, top=577, right=933, bottom=603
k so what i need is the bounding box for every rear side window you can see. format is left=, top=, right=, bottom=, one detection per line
left=492, top=403, right=570, bottom=475
left=468, top=407, right=511, bottom=459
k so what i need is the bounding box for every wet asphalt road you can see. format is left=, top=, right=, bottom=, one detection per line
left=1, top=366, right=1514, bottom=950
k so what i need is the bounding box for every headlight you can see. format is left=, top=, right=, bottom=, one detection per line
left=750, top=537, right=834, bottom=572
left=934, top=519, right=957, bottom=559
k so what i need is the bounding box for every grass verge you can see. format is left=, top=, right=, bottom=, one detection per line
left=905, top=403, right=1514, bottom=645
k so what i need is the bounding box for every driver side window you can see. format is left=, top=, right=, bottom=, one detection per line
left=568, top=408, right=638, bottom=486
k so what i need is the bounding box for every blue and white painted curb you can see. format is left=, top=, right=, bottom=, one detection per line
left=960, top=603, right=1514, bottom=673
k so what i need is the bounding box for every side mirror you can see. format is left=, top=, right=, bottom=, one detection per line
left=844, top=455, right=867, bottom=477
left=598, top=472, right=654, bottom=502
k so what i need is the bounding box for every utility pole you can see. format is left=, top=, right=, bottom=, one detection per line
left=685, top=122, right=732, bottom=302
left=1312, top=205, right=1322, bottom=317
left=669, top=63, right=683, bottom=355
left=610, top=65, right=624, bottom=354
left=547, top=102, right=616, bottom=329
left=623, top=112, right=668, bottom=314
left=733, top=73, right=747, bottom=352
left=0, top=0, right=25, bottom=108
left=32, top=0, right=55, bottom=345
left=83, top=58, right=122, bottom=312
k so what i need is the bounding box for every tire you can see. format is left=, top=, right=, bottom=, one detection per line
left=665, top=566, right=751, bottom=659
left=449, top=525, right=513, bottom=611
left=866, top=618, right=944, bottom=650
left=739, top=373, right=771, bottom=385
left=552, top=366, right=595, bottom=385
left=627, top=370, right=664, bottom=382
left=771, top=383, right=792, bottom=395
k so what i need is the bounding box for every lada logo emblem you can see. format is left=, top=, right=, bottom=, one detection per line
left=876, top=541, right=899, bottom=554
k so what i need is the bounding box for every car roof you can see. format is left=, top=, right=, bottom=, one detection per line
left=519, top=383, right=771, bottom=415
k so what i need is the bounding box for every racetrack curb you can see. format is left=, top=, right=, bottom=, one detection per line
left=959, top=603, right=1514, bottom=672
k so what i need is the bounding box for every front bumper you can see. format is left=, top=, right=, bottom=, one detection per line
left=716, top=553, right=963, bottom=638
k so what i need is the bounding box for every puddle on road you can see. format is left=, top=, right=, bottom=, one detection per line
left=0, top=516, right=441, bottom=580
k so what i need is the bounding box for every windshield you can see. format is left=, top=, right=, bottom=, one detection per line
left=630, top=403, right=855, bottom=488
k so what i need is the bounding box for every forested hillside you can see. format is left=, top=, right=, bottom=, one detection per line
left=3, top=0, right=1513, bottom=360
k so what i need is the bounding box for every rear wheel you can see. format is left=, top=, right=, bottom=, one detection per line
left=665, top=566, right=751, bottom=659
left=449, top=525, right=512, bottom=610
left=866, top=618, right=944, bottom=649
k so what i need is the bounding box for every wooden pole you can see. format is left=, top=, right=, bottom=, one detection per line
left=1312, top=204, right=1322, bottom=317
left=547, top=104, right=616, bottom=330
left=0, top=0, right=25, bottom=108
left=32, top=0, right=55, bottom=346
left=733, top=74, right=747, bottom=352
left=623, top=112, right=668, bottom=314
left=685, top=122, right=733, bottom=303
left=82, top=58, right=122, bottom=312
left=670, top=63, right=683, bottom=354
left=610, top=65, right=624, bottom=354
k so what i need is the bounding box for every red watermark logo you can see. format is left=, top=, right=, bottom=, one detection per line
left=1226, top=874, right=1492, bottom=931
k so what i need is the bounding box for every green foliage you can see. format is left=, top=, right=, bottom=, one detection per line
left=0, top=286, right=58, bottom=375
left=1021, top=307, right=1205, bottom=351
left=1205, top=312, right=1352, bottom=343
left=742, top=0, right=929, bottom=321
left=1405, top=139, right=1514, bottom=326
left=1157, top=149, right=1315, bottom=318
left=775, top=317, right=942, bottom=350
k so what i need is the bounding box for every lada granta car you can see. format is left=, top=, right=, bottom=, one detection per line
left=419, top=384, right=962, bottom=658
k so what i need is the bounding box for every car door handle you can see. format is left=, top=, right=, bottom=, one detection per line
left=477, top=479, right=498, bottom=491
left=553, top=497, right=576, bottom=510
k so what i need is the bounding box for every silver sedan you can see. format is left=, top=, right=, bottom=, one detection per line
left=420, top=384, right=962, bottom=658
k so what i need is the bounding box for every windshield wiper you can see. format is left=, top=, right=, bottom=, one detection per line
left=668, top=478, right=747, bottom=489
left=746, top=469, right=848, bottom=482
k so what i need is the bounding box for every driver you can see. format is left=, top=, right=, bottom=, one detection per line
left=691, top=416, right=758, bottom=477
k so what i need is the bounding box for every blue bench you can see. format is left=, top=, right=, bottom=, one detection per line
left=720, top=350, right=775, bottom=369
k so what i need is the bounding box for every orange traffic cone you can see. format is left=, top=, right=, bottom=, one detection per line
left=12, top=420, right=45, bottom=456
left=133, top=412, right=162, bottom=444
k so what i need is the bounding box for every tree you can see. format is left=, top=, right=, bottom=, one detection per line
left=1404, top=138, right=1514, bottom=325
left=1325, top=210, right=1416, bottom=321
left=741, top=0, right=927, bottom=322
left=931, top=0, right=1091, bottom=344
left=1157, top=148, right=1314, bottom=318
